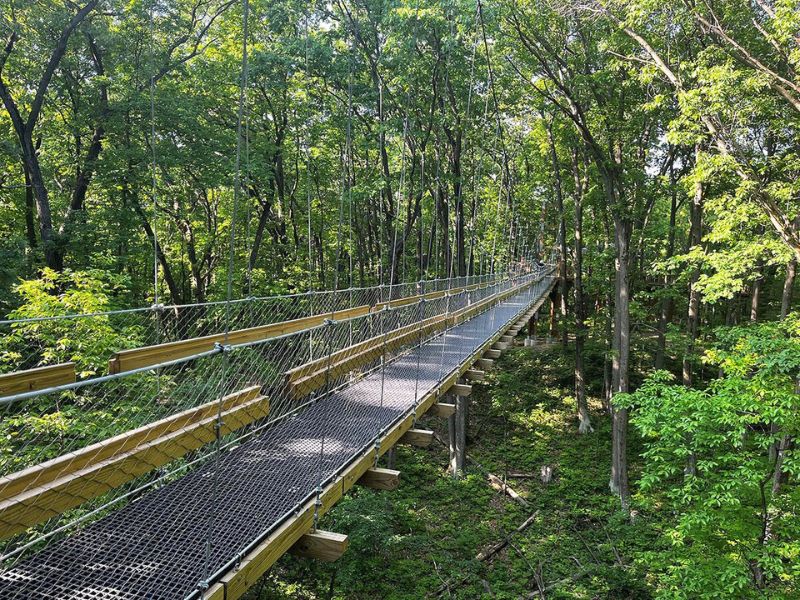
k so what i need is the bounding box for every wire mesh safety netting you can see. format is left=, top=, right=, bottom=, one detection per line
left=0, top=275, right=503, bottom=380
left=0, top=267, right=555, bottom=599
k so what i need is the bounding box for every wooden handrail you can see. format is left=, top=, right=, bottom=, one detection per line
left=107, top=282, right=489, bottom=375
left=0, top=386, right=267, bottom=539
left=108, top=306, right=371, bottom=374
left=0, top=363, right=76, bottom=398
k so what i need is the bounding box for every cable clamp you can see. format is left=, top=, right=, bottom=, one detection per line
left=324, top=318, right=336, bottom=326
left=196, top=580, right=210, bottom=591
left=151, top=303, right=165, bottom=311
left=214, top=342, right=232, bottom=354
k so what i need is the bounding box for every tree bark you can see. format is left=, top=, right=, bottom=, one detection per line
left=683, top=151, right=704, bottom=389
left=780, top=257, right=797, bottom=320
left=0, top=0, right=99, bottom=270
left=572, top=153, right=591, bottom=434
left=655, top=152, right=678, bottom=369
left=609, top=213, right=631, bottom=505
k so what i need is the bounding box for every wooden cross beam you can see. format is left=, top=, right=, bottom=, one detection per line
left=465, top=369, right=485, bottom=382
left=431, top=402, right=456, bottom=418
left=476, top=357, right=494, bottom=370
left=399, top=428, right=434, bottom=447
left=357, top=467, right=400, bottom=491
left=290, top=530, right=349, bottom=562
left=453, top=383, right=472, bottom=396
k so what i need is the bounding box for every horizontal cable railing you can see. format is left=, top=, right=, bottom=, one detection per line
left=0, top=272, right=522, bottom=383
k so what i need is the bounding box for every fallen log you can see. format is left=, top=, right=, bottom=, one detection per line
left=475, top=510, right=540, bottom=562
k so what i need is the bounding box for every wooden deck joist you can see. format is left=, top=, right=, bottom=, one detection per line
left=465, top=369, right=485, bottom=382
left=0, top=363, right=75, bottom=398
left=357, top=467, right=400, bottom=491
left=0, top=386, right=267, bottom=539
left=453, top=383, right=473, bottom=396
left=476, top=358, right=494, bottom=370
left=289, top=530, right=349, bottom=562
left=203, top=279, right=551, bottom=600
left=430, top=402, right=457, bottom=418
left=399, top=428, right=434, bottom=447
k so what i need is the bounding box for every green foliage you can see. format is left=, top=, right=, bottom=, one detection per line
left=0, top=269, right=143, bottom=376
left=617, top=317, right=800, bottom=598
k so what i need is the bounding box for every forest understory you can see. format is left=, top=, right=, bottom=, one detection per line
left=250, top=340, right=659, bottom=600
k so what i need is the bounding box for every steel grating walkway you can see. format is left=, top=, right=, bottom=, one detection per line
left=0, top=280, right=550, bottom=599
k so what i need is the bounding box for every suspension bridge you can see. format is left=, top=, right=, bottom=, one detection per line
left=0, top=264, right=556, bottom=599
left=0, top=0, right=560, bottom=594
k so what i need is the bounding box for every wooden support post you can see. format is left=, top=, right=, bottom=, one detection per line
left=500, top=335, right=513, bottom=344
left=357, top=467, right=400, bottom=491
left=448, top=407, right=458, bottom=478
left=289, top=530, right=349, bottom=562
left=385, top=447, right=397, bottom=469
left=492, top=342, right=508, bottom=351
left=526, top=311, right=538, bottom=347
left=450, top=390, right=467, bottom=477
left=484, top=349, right=501, bottom=359
left=431, top=402, right=457, bottom=418
left=399, top=428, right=434, bottom=448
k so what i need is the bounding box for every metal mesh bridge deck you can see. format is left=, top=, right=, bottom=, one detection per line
left=0, top=279, right=551, bottom=599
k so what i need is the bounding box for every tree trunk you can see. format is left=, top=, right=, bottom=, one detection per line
left=683, top=154, right=704, bottom=389
left=655, top=156, right=678, bottom=369
left=609, top=214, right=631, bottom=506
left=780, top=257, right=797, bottom=319
left=546, top=120, right=569, bottom=348
left=572, top=157, right=591, bottom=434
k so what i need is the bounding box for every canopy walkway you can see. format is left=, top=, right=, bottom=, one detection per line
left=0, top=267, right=555, bottom=599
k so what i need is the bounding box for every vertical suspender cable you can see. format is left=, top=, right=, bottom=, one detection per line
left=200, top=0, right=248, bottom=590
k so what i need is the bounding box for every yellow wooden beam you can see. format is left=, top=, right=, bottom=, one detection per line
left=357, top=467, right=400, bottom=491
left=289, top=530, right=349, bottom=562
left=108, top=307, right=371, bottom=374
left=0, top=363, right=75, bottom=398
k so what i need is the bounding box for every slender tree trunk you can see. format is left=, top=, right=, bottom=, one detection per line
left=609, top=213, right=631, bottom=506
left=780, top=257, right=797, bottom=319
left=572, top=154, right=591, bottom=433
left=683, top=152, right=704, bottom=389
left=655, top=155, right=678, bottom=369
left=23, top=167, right=37, bottom=250
left=750, top=264, right=763, bottom=323
left=546, top=120, right=568, bottom=348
